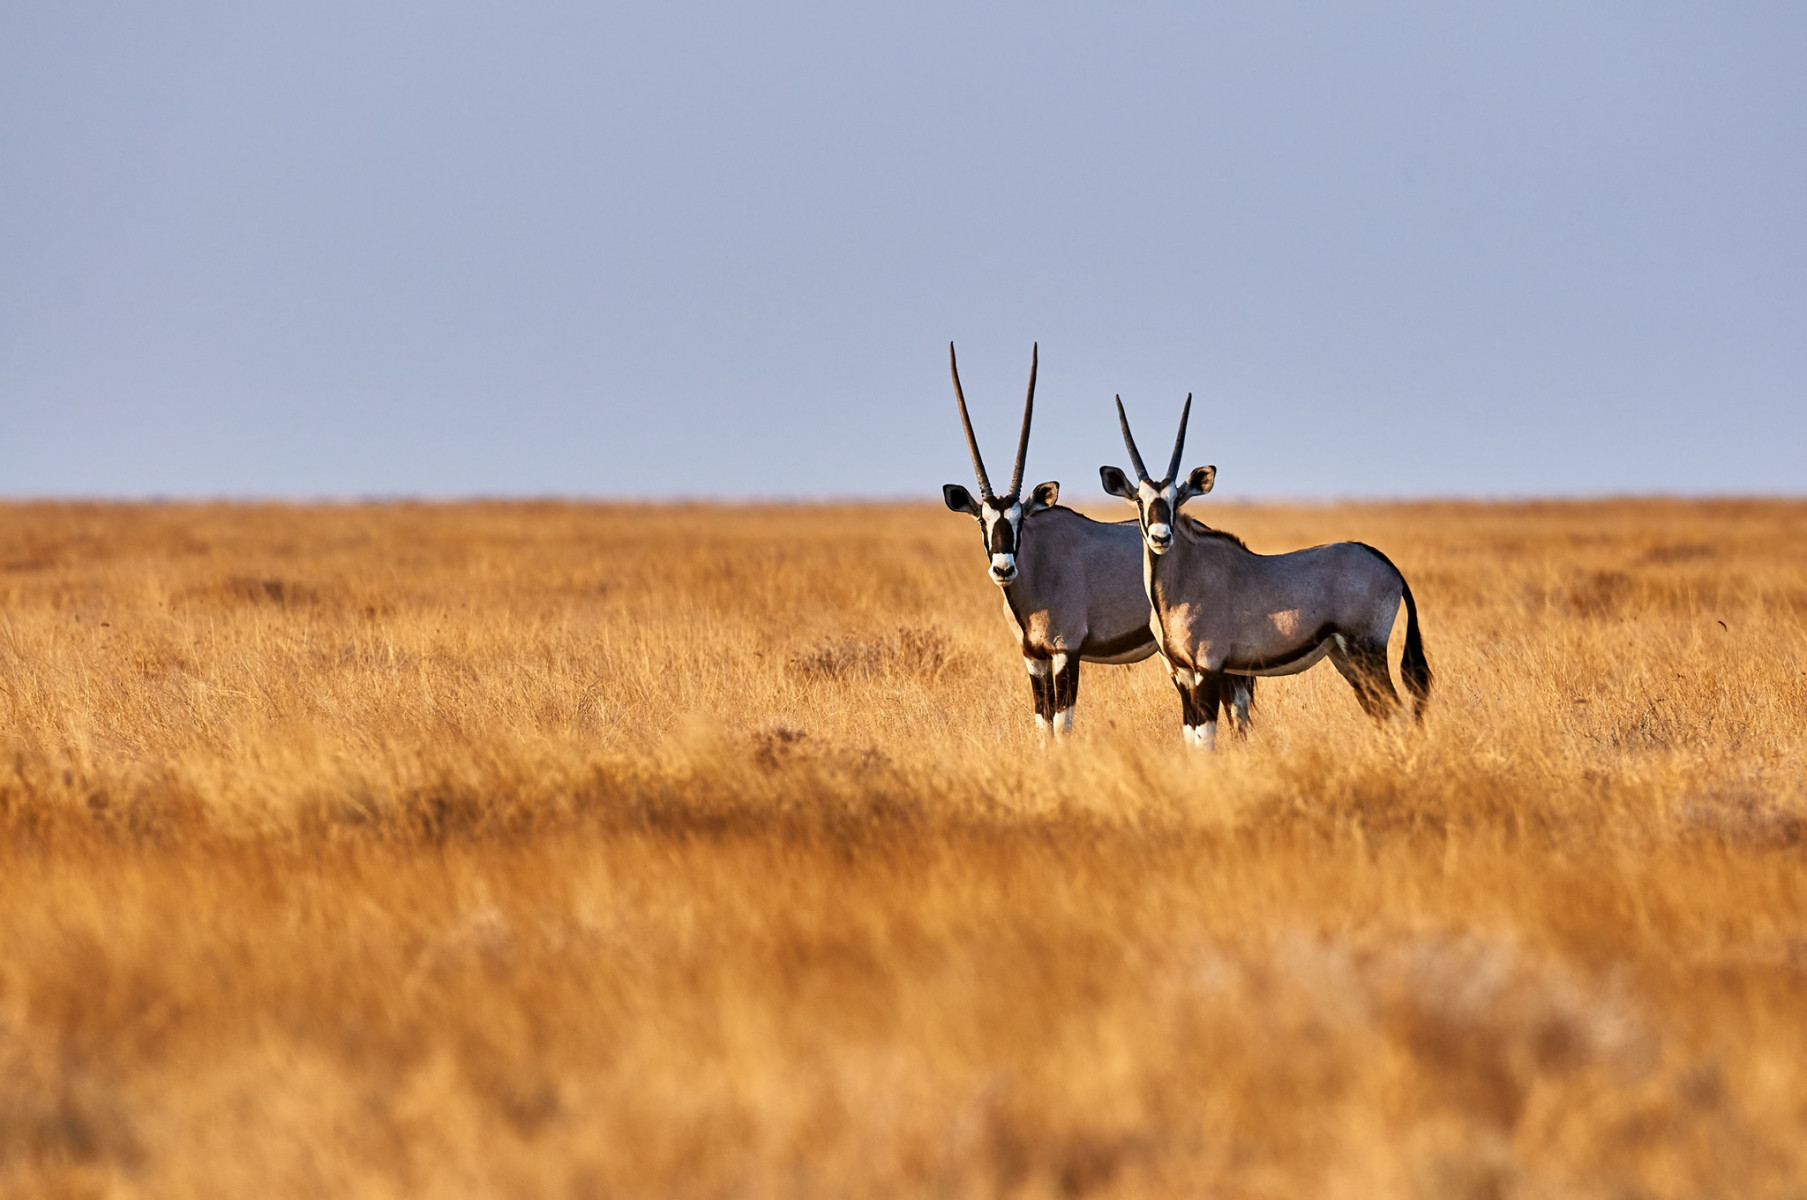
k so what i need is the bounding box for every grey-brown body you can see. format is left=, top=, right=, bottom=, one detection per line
left=1103, top=394, right=1430, bottom=746
left=1151, top=516, right=1424, bottom=680
left=1007, top=506, right=1156, bottom=664
left=996, top=505, right=1155, bottom=734
left=1146, top=520, right=1429, bottom=745
left=1148, top=522, right=1405, bottom=673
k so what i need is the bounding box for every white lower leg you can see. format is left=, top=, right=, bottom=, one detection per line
left=1195, top=720, right=1217, bottom=750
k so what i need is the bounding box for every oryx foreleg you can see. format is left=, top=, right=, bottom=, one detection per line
left=1050, top=652, right=1079, bottom=736
left=1170, top=666, right=1202, bottom=747
left=1189, top=669, right=1225, bottom=750
left=1025, top=655, right=1055, bottom=734
left=1170, top=664, right=1225, bottom=749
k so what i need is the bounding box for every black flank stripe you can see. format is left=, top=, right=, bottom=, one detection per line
left=1080, top=627, right=1157, bottom=659
left=1229, top=623, right=1339, bottom=673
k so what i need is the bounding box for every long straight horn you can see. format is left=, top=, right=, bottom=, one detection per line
left=1006, top=342, right=1037, bottom=498
left=1116, top=395, right=1151, bottom=482
left=949, top=342, right=993, bottom=497
left=1165, top=393, right=1192, bottom=485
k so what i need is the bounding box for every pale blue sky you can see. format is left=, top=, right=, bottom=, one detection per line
left=3, top=3, right=1803, bottom=499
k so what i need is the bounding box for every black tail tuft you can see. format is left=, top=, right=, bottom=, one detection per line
left=1398, top=577, right=1432, bottom=721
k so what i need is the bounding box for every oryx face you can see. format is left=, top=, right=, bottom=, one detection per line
left=942, top=341, right=1047, bottom=589
left=1099, top=393, right=1215, bottom=556
left=1124, top=478, right=1181, bottom=556
left=984, top=498, right=1024, bottom=583
left=944, top=490, right=1025, bottom=584
left=942, top=481, right=1061, bottom=586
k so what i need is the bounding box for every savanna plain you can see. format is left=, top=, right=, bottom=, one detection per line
left=2, top=498, right=1805, bottom=1199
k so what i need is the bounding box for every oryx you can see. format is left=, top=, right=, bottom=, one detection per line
left=941, top=343, right=1254, bottom=736
left=1101, top=394, right=1431, bottom=748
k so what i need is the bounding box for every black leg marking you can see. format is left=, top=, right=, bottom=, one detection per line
left=1026, top=665, right=1054, bottom=726
left=1195, top=670, right=1224, bottom=733
left=1175, top=668, right=1229, bottom=744
left=1054, top=657, right=1081, bottom=714
left=1171, top=673, right=1200, bottom=733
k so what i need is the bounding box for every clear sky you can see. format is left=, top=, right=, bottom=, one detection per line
left=3, top=3, right=1803, bottom=500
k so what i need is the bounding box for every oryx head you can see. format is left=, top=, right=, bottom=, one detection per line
left=942, top=343, right=1060, bottom=587
left=1099, top=394, right=1216, bottom=557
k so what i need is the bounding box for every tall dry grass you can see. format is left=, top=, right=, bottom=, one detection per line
left=1, top=498, right=1804, bottom=1198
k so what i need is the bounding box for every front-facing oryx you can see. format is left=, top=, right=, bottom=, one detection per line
left=941, top=343, right=1254, bottom=736
left=1101, top=394, right=1430, bottom=748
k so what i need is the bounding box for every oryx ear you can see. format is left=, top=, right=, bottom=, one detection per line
left=1027, top=481, right=1059, bottom=513
left=1179, top=465, right=1216, bottom=505
left=942, top=484, right=980, bottom=516
left=1099, top=466, right=1136, bottom=501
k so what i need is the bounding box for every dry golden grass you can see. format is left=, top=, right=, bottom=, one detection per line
left=2, top=497, right=1805, bottom=1198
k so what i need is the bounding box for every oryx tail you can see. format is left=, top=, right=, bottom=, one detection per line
left=1399, top=573, right=1432, bottom=721
left=1354, top=540, right=1435, bottom=724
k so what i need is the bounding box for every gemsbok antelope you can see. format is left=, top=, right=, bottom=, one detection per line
left=941, top=343, right=1254, bottom=737
left=1100, top=394, right=1430, bottom=748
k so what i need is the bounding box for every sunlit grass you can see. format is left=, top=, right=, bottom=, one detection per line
left=1, top=498, right=1804, bottom=1197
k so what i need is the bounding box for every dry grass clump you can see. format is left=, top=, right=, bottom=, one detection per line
left=1, top=497, right=1805, bottom=1198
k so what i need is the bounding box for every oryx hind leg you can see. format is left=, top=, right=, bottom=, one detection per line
left=1329, top=636, right=1400, bottom=721
left=1224, top=675, right=1256, bottom=738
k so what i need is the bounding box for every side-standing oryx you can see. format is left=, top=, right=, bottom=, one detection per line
left=1100, top=394, right=1430, bottom=748
left=941, top=344, right=1254, bottom=737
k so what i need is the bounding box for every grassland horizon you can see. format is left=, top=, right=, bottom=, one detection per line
left=2, top=497, right=1804, bottom=1198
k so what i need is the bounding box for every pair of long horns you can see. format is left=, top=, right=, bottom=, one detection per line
left=950, top=342, right=1036, bottom=500
left=1116, top=392, right=1190, bottom=486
